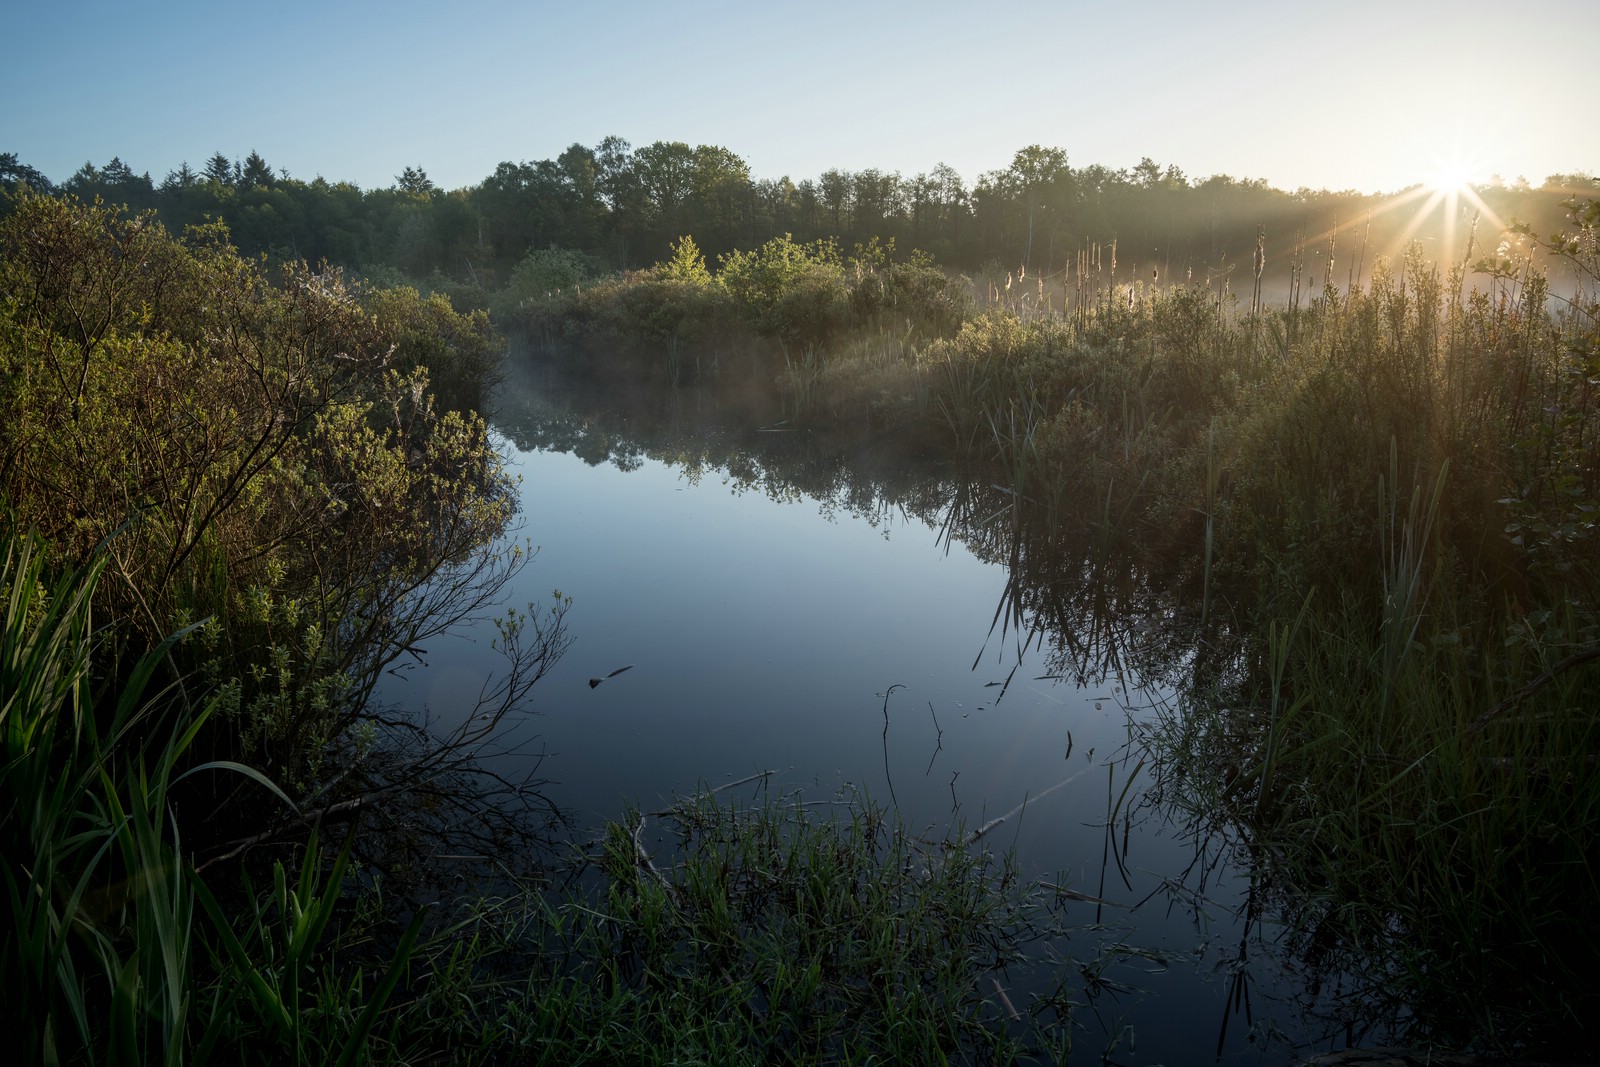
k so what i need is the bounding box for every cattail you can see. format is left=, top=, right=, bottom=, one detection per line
left=1325, top=216, right=1337, bottom=294
left=1289, top=230, right=1305, bottom=314
left=1251, top=226, right=1265, bottom=317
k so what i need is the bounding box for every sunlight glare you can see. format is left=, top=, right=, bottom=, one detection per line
left=1425, top=161, right=1476, bottom=195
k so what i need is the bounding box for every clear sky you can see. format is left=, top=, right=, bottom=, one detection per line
left=4, top=0, right=1594, bottom=195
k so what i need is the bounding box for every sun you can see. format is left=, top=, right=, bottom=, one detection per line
left=1425, top=161, right=1477, bottom=195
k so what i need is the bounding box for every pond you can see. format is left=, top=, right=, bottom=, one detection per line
left=379, top=353, right=1355, bottom=1064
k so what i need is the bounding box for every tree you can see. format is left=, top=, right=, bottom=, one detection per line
left=655, top=234, right=713, bottom=284
left=203, top=152, right=234, bottom=186
left=62, top=157, right=154, bottom=211
left=0, top=152, right=53, bottom=196
left=1006, top=145, right=1070, bottom=268
left=794, top=178, right=821, bottom=237
left=556, top=143, right=602, bottom=247
left=240, top=150, right=275, bottom=190
left=596, top=135, right=645, bottom=264
left=850, top=169, right=903, bottom=243
left=819, top=168, right=852, bottom=235
left=397, top=165, right=436, bottom=198
left=1132, top=156, right=1163, bottom=189
left=100, top=156, right=137, bottom=187
left=931, top=163, right=967, bottom=250
left=161, top=161, right=198, bottom=191
left=634, top=141, right=696, bottom=228
left=64, top=160, right=103, bottom=192
left=690, top=144, right=752, bottom=254
left=753, top=175, right=798, bottom=238
left=595, top=135, right=636, bottom=214
left=908, top=172, right=938, bottom=245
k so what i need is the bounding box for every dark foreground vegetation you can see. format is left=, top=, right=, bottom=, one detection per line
left=4, top=132, right=1599, bottom=1062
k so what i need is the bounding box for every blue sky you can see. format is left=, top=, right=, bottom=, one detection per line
left=4, top=0, right=1594, bottom=194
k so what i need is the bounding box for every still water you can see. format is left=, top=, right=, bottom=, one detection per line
left=383, top=359, right=1334, bottom=1064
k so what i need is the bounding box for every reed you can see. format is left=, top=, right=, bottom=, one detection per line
left=0, top=519, right=221, bottom=1065
left=1144, top=579, right=1599, bottom=1055
left=912, top=223, right=1600, bottom=1050
left=1, top=518, right=447, bottom=1066
left=189, top=827, right=427, bottom=1065
left=778, top=341, right=822, bottom=417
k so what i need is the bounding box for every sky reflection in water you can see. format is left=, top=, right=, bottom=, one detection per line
left=382, top=402, right=1312, bottom=1063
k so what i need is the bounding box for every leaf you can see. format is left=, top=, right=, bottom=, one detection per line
left=175, top=760, right=298, bottom=815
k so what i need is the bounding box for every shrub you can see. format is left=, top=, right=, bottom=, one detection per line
left=719, top=233, right=849, bottom=348
left=0, top=193, right=523, bottom=778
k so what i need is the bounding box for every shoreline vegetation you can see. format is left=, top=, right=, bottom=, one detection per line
left=3, top=137, right=1598, bottom=1062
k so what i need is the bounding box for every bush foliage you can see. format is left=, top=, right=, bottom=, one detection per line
left=0, top=192, right=521, bottom=778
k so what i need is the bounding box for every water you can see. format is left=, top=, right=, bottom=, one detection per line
left=379, top=358, right=1335, bottom=1064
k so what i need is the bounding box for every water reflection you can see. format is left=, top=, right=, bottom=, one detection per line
left=484, top=355, right=1290, bottom=1054
left=418, top=350, right=1452, bottom=1061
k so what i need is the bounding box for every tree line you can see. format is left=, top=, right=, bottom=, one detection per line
left=4, top=144, right=1594, bottom=307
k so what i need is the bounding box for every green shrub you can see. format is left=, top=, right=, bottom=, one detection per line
left=719, top=233, right=849, bottom=347
left=0, top=193, right=522, bottom=780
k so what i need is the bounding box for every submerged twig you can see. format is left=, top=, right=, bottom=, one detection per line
left=990, top=978, right=1021, bottom=1021
left=882, top=683, right=904, bottom=808
left=964, top=766, right=1092, bottom=848
left=588, top=663, right=635, bottom=688
left=1468, top=644, right=1600, bottom=734
left=630, top=815, right=680, bottom=904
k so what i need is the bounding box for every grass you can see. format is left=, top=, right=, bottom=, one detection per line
left=1, top=518, right=215, bottom=1065
left=189, top=825, right=427, bottom=1066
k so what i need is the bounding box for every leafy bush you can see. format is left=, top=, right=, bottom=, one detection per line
left=0, top=193, right=522, bottom=778
left=719, top=233, right=849, bottom=347
left=362, top=283, right=502, bottom=414
left=492, top=246, right=601, bottom=320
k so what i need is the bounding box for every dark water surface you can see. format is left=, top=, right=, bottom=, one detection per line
left=381, top=358, right=1342, bottom=1064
